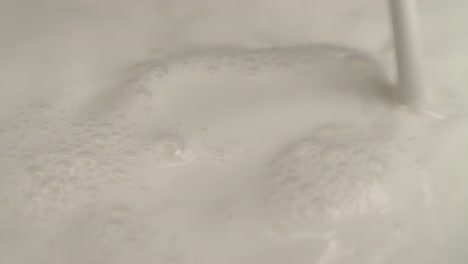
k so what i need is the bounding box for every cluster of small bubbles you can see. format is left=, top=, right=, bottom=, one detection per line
left=266, top=124, right=395, bottom=238
left=148, top=135, right=193, bottom=167
left=0, top=104, right=148, bottom=224
left=129, top=45, right=382, bottom=96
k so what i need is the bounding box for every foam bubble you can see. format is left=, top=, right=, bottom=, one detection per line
left=148, top=135, right=192, bottom=167
left=150, top=65, right=169, bottom=80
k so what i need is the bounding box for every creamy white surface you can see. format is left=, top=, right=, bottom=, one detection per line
left=1, top=0, right=468, bottom=263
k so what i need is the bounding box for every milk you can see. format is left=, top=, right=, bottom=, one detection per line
left=1, top=0, right=468, bottom=263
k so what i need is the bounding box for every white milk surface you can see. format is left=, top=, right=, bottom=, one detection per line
left=1, top=0, right=468, bottom=263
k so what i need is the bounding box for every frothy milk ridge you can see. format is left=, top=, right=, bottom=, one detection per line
left=1, top=42, right=468, bottom=263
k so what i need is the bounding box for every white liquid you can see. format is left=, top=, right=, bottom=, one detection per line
left=1, top=1, right=468, bottom=263
left=389, top=0, right=426, bottom=107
